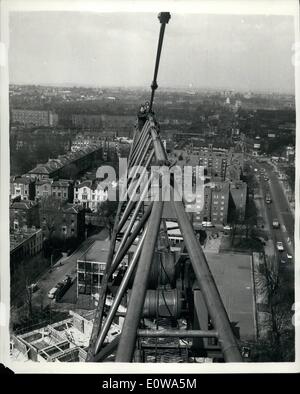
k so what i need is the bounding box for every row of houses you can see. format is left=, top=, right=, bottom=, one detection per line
left=10, top=176, right=111, bottom=211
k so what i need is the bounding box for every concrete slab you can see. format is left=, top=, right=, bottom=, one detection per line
left=204, top=252, right=256, bottom=341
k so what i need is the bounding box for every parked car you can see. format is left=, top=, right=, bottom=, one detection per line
left=287, top=253, right=293, bottom=261
left=202, top=221, right=213, bottom=228
left=48, top=287, right=58, bottom=299
left=223, top=225, right=232, bottom=231
left=276, top=241, right=284, bottom=252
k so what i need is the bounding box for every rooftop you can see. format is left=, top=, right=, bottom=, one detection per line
left=205, top=252, right=256, bottom=340
left=10, top=227, right=41, bottom=251
left=78, top=239, right=136, bottom=264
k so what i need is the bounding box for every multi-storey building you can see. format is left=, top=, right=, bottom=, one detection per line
left=210, top=182, right=230, bottom=225
left=192, top=182, right=230, bottom=227
left=77, top=240, right=134, bottom=298
left=74, top=179, right=108, bottom=211
left=51, top=179, right=74, bottom=203
left=40, top=203, right=85, bottom=240
left=35, top=179, right=52, bottom=199
left=10, top=176, right=36, bottom=201
left=10, top=200, right=40, bottom=231
left=10, top=227, right=43, bottom=277
left=11, top=109, right=58, bottom=127
left=198, top=150, right=227, bottom=181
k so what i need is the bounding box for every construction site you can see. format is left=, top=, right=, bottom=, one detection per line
left=10, top=12, right=260, bottom=364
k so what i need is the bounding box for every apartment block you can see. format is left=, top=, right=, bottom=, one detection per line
left=11, top=109, right=58, bottom=127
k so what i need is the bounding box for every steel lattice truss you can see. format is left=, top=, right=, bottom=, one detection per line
left=86, top=13, right=242, bottom=363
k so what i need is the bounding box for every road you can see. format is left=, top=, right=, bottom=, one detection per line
left=251, top=159, right=294, bottom=294
left=30, top=229, right=109, bottom=308
left=258, top=162, right=294, bottom=256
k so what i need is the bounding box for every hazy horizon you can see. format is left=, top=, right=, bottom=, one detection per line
left=9, top=12, right=296, bottom=94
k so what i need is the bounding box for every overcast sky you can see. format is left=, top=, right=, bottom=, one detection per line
left=8, top=12, right=295, bottom=93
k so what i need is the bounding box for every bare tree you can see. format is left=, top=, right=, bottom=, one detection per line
left=252, top=255, right=295, bottom=361
left=97, top=200, right=118, bottom=239
left=39, top=196, right=64, bottom=239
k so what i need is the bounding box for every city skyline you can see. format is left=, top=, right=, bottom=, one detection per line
left=9, top=12, right=296, bottom=94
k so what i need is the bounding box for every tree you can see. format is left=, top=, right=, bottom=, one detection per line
left=244, top=198, right=257, bottom=239
left=97, top=200, right=118, bottom=239
left=251, top=256, right=295, bottom=361
left=39, top=196, right=64, bottom=239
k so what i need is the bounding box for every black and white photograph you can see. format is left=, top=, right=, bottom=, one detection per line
left=0, top=0, right=299, bottom=373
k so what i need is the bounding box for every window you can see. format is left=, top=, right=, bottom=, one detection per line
left=63, top=193, right=67, bottom=198
left=52, top=192, right=56, bottom=197
left=78, top=273, right=85, bottom=282
left=75, top=193, right=78, bottom=199
left=24, top=190, right=28, bottom=194
left=92, top=274, right=98, bottom=285
left=57, top=192, right=61, bottom=197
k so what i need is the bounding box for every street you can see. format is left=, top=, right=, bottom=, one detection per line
left=258, top=162, right=294, bottom=257
left=252, top=159, right=294, bottom=294
left=30, top=229, right=109, bottom=308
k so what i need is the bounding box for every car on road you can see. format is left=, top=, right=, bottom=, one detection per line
left=202, top=221, right=213, bottom=228
left=272, top=219, right=280, bottom=229
left=276, top=241, right=284, bottom=252
left=265, top=193, right=272, bottom=204
left=287, top=253, right=293, bottom=261
left=280, top=257, right=287, bottom=264
left=48, top=287, right=58, bottom=299
left=223, top=225, right=232, bottom=231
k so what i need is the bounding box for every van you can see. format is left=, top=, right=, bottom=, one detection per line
left=48, top=287, right=58, bottom=299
